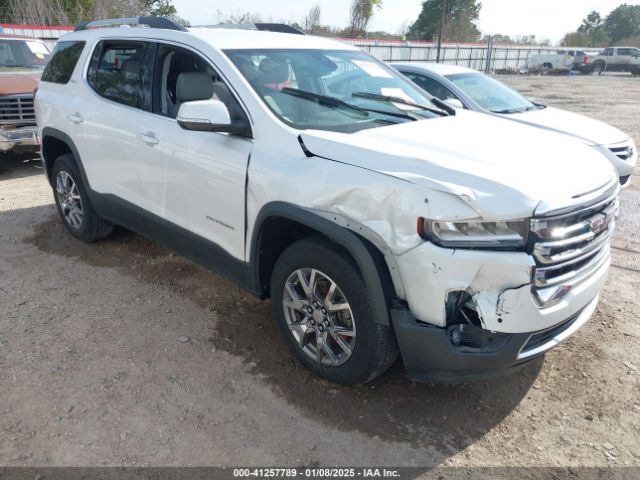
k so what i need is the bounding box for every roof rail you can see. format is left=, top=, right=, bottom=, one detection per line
left=256, top=23, right=305, bottom=35
left=197, top=23, right=305, bottom=35
left=74, top=16, right=187, bottom=32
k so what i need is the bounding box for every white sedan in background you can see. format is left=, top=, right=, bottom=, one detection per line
left=391, top=62, right=636, bottom=186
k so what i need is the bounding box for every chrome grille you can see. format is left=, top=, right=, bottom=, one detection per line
left=609, top=144, right=635, bottom=161
left=529, top=192, right=618, bottom=301
left=0, top=94, right=35, bottom=126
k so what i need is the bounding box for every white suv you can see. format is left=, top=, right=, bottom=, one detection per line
left=36, top=17, right=619, bottom=385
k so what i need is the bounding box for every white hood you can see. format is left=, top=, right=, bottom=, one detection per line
left=505, top=106, right=628, bottom=146
left=300, top=110, right=617, bottom=220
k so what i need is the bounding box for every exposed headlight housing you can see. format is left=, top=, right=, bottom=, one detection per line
left=418, top=218, right=528, bottom=249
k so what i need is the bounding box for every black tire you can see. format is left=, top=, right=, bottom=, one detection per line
left=270, top=236, right=398, bottom=385
left=592, top=62, right=605, bottom=75
left=52, top=153, right=113, bottom=242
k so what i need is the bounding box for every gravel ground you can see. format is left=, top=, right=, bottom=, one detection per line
left=0, top=74, right=639, bottom=470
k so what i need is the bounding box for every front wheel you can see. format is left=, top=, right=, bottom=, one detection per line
left=270, top=237, right=398, bottom=385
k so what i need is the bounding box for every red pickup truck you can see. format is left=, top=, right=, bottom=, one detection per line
left=0, top=35, right=49, bottom=157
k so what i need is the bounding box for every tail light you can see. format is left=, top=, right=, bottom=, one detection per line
left=583, top=56, right=589, bottom=64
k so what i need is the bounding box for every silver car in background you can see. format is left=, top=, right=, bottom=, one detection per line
left=391, top=62, right=636, bottom=187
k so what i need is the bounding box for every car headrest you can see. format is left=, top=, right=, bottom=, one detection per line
left=259, top=57, right=289, bottom=85
left=121, top=59, right=141, bottom=76
left=176, top=72, right=213, bottom=102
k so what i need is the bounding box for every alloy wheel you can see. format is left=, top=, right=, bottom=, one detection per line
left=56, top=170, right=83, bottom=230
left=282, top=268, right=356, bottom=367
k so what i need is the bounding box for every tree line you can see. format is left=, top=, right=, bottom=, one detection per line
left=2, top=0, right=639, bottom=48
left=0, top=0, right=181, bottom=26
left=562, top=4, right=640, bottom=48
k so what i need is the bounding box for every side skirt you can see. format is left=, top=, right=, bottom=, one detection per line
left=88, top=191, right=260, bottom=296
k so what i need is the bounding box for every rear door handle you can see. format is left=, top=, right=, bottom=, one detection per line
left=68, top=113, right=83, bottom=124
left=138, top=131, right=159, bottom=146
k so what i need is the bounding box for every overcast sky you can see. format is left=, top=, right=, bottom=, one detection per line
left=173, top=0, right=630, bottom=43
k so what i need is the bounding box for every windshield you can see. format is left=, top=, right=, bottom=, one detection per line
left=0, top=39, right=50, bottom=70
left=225, top=48, right=441, bottom=133
left=446, top=72, right=536, bottom=114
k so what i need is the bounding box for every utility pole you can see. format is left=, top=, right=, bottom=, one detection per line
left=436, top=0, right=447, bottom=63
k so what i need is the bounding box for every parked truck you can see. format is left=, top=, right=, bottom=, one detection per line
left=0, top=35, right=49, bottom=157
left=573, top=47, right=640, bottom=75
left=529, top=50, right=593, bottom=72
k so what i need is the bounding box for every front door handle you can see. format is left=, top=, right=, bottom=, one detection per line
left=68, top=113, right=83, bottom=125
left=138, top=131, right=159, bottom=146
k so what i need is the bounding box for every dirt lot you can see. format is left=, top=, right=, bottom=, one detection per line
left=0, top=74, right=639, bottom=470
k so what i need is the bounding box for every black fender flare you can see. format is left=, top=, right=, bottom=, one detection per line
left=41, top=127, right=92, bottom=189
left=250, top=202, right=392, bottom=326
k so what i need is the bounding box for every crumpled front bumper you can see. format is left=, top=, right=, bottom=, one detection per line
left=0, top=125, right=39, bottom=153
left=391, top=296, right=598, bottom=383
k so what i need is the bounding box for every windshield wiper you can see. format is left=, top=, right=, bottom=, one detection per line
left=492, top=107, right=529, bottom=114
left=281, top=88, right=369, bottom=116
left=2, top=64, right=39, bottom=69
left=280, top=88, right=416, bottom=121
left=352, top=91, right=450, bottom=116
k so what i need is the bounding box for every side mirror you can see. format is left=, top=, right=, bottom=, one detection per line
left=444, top=98, right=464, bottom=109
left=177, top=99, right=234, bottom=133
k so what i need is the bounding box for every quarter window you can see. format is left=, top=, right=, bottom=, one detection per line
left=87, top=41, right=154, bottom=111
left=41, top=41, right=83, bottom=83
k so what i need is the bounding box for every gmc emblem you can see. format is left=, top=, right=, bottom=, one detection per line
left=590, top=214, right=609, bottom=235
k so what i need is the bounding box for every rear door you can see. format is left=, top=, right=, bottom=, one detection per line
left=78, top=39, right=156, bottom=208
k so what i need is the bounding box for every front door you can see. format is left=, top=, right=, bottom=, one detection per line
left=138, top=42, right=253, bottom=261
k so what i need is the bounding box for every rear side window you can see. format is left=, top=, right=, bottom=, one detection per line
left=87, top=41, right=155, bottom=111
left=41, top=41, right=85, bottom=84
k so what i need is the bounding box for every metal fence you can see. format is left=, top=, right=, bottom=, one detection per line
left=342, top=39, right=558, bottom=71
left=0, top=23, right=73, bottom=49
left=4, top=24, right=562, bottom=71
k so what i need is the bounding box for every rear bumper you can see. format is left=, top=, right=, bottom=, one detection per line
left=0, top=125, right=39, bottom=153
left=392, top=296, right=598, bottom=384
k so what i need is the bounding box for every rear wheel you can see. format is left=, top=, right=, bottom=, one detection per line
left=270, top=237, right=398, bottom=385
left=592, top=62, right=605, bottom=75
left=52, top=154, right=113, bottom=242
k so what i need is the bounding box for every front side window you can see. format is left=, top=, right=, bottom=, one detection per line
left=617, top=48, right=631, bottom=56
left=225, top=48, right=441, bottom=133
left=446, top=72, right=536, bottom=114
left=87, top=41, right=154, bottom=111
left=153, top=44, right=247, bottom=128
left=403, top=72, right=457, bottom=101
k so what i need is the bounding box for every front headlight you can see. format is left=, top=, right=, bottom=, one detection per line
left=418, top=218, right=528, bottom=249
